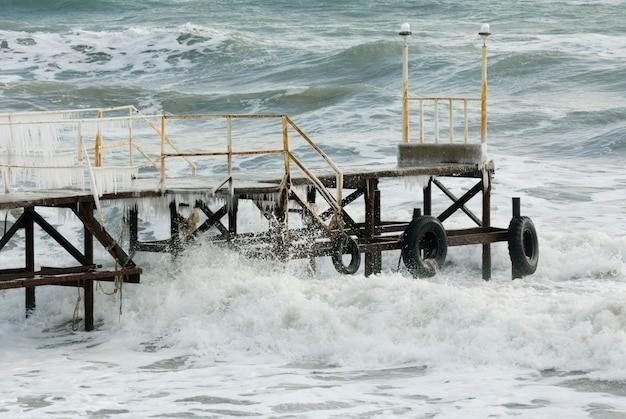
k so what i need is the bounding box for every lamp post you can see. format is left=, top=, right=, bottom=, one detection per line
left=399, top=23, right=412, bottom=143
left=479, top=23, right=491, bottom=144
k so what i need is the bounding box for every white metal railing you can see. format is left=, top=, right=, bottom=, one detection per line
left=0, top=106, right=184, bottom=194
left=409, top=96, right=481, bottom=144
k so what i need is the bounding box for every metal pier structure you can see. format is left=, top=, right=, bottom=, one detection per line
left=0, top=24, right=538, bottom=330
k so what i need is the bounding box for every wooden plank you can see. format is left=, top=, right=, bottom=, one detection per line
left=0, top=267, right=142, bottom=290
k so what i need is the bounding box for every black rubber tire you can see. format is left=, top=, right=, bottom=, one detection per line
left=331, top=234, right=361, bottom=275
left=508, top=216, right=539, bottom=277
left=401, top=216, right=448, bottom=278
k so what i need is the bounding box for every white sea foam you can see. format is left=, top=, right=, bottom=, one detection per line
left=1, top=2, right=626, bottom=416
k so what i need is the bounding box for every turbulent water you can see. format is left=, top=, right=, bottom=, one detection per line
left=2, top=1, right=626, bottom=417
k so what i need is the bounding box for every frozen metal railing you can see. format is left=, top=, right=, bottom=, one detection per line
left=0, top=106, right=188, bottom=194
left=159, top=114, right=344, bottom=221
left=0, top=107, right=345, bottom=226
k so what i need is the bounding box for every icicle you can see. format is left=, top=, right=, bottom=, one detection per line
left=403, top=175, right=432, bottom=190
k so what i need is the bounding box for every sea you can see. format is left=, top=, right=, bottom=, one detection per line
left=1, top=0, right=626, bottom=417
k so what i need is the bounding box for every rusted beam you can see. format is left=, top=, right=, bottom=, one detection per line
left=196, top=202, right=229, bottom=237
left=84, top=279, right=94, bottom=331
left=423, top=178, right=432, bottom=216
left=73, top=203, right=135, bottom=268
left=482, top=172, right=492, bottom=281
left=228, top=198, right=239, bottom=237
left=432, top=178, right=482, bottom=226
left=128, top=206, right=138, bottom=251
left=0, top=267, right=143, bottom=290
left=25, top=207, right=35, bottom=317
left=169, top=201, right=181, bottom=253
left=319, top=187, right=365, bottom=221
left=83, top=207, right=95, bottom=331
left=29, top=209, right=89, bottom=265
left=364, top=178, right=381, bottom=276
left=0, top=210, right=26, bottom=252
left=437, top=181, right=482, bottom=223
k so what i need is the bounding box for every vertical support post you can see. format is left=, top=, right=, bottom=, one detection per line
left=512, top=197, right=521, bottom=219
left=128, top=205, right=138, bottom=252
left=512, top=197, right=521, bottom=280
left=84, top=203, right=94, bottom=331
left=482, top=171, right=492, bottom=281
left=365, top=179, right=382, bottom=277
left=423, top=178, right=432, bottom=216
left=83, top=279, right=94, bottom=331
left=169, top=200, right=180, bottom=254
left=306, top=187, right=317, bottom=272
left=24, top=207, right=35, bottom=317
left=280, top=116, right=291, bottom=248
left=228, top=197, right=238, bottom=238
left=399, top=23, right=412, bottom=143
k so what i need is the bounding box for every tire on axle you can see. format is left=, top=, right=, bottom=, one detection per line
left=331, top=233, right=361, bottom=275
left=401, top=216, right=448, bottom=278
left=508, top=216, right=538, bottom=278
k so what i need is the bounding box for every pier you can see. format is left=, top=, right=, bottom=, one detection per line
left=0, top=24, right=538, bottom=330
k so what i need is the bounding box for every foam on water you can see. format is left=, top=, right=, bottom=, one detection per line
left=2, top=0, right=626, bottom=416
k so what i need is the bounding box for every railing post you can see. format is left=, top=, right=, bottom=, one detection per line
left=479, top=23, right=491, bottom=144
left=5, top=114, right=14, bottom=192
left=419, top=99, right=424, bottom=144
left=281, top=116, right=290, bottom=179
left=227, top=116, right=234, bottom=202
left=128, top=107, right=133, bottom=166
left=448, top=98, right=454, bottom=143
left=399, top=23, right=412, bottom=143
left=226, top=116, right=233, bottom=178
left=160, top=115, right=166, bottom=193
left=463, top=99, right=469, bottom=144
left=95, top=110, right=103, bottom=167
left=434, top=99, right=439, bottom=143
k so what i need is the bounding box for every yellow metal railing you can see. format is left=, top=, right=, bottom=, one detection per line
left=399, top=23, right=490, bottom=145
left=158, top=114, right=344, bottom=220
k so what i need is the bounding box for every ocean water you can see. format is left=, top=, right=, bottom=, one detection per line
left=2, top=0, right=626, bottom=417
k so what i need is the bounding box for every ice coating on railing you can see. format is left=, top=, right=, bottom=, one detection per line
left=0, top=107, right=142, bottom=194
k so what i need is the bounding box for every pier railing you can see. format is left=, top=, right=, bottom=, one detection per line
left=0, top=106, right=188, bottom=194
left=408, top=96, right=482, bottom=144
left=399, top=23, right=490, bottom=146
left=0, top=107, right=344, bottom=221
left=158, top=114, right=344, bottom=218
